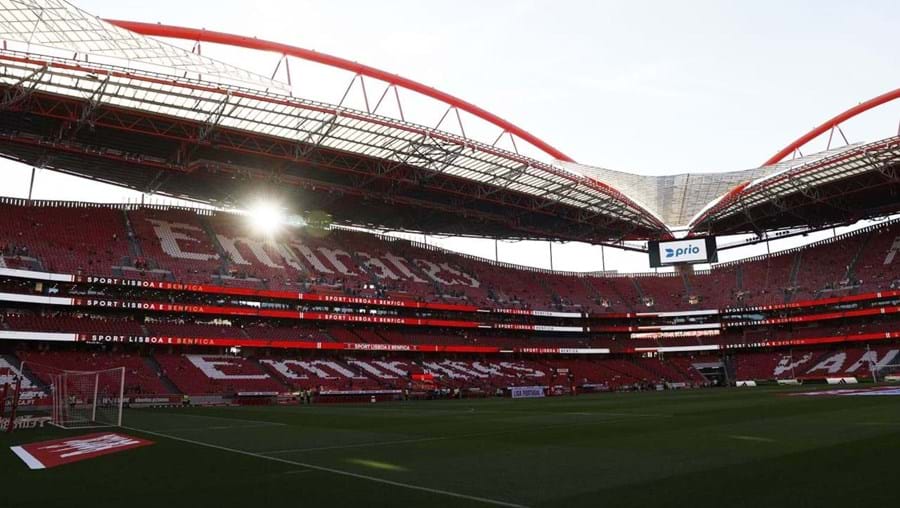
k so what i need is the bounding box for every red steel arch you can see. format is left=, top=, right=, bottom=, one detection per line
left=105, top=19, right=576, bottom=163
left=763, top=87, right=900, bottom=166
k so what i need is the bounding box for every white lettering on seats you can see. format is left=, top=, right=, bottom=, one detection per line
left=499, top=362, right=546, bottom=378
left=470, top=362, right=505, bottom=377
left=414, top=259, right=480, bottom=287
left=273, top=243, right=308, bottom=273
left=422, top=361, right=469, bottom=379
left=440, top=263, right=481, bottom=288
left=441, top=360, right=489, bottom=378
left=885, top=236, right=900, bottom=265
left=806, top=352, right=847, bottom=375
left=216, top=235, right=283, bottom=268
left=847, top=349, right=899, bottom=373
left=148, top=220, right=219, bottom=261
left=347, top=360, right=397, bottom=379
left=357, top=252, right=400, bottom=280
left=148, top=221, right=483, bottom=287
left=260, top=359, right=310, bottom=380
left=317, top=248, right=360, bottom=276
left=383, top=253, right=426, bottom=283
left=415, top=259, right=454, bottom=285
left=314, top=360, right=366, bottom=379
left=289, top=243, right=333, bottom=274
left=261, top=359, right=362, bottom=380
left=773, top=352, right=814, bottom=377
left=373, top=361, right=411, bottom=377
left=186, top=355, right=267, bottom=380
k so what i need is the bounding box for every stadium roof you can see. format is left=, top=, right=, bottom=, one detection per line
left=0, top=0, right=284, bottom=91
left=557, top=137, right=900, bottom=236
left=557, top=144, right=865, bottom=229
left=690, top=136, right=900, bottom=236
left=0, top=0, right=897, bottom=244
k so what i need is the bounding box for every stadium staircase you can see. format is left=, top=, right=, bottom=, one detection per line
left=635, top=358, right=685, bottom=382
left=714, top=356, right=735, bottom=384
left=2, top=353, right=19, bottom=367
left=578, top=278, right=604, bottom=308
left=845, top=230, right=874, bottom=290
left=142, top=356, right=180, bottom=394
left=247, top=357, right=292, bottom=391
left=537, top=279, right=559, bottom=309
left=604, top=359, right=650, bottom=383
left=256, top=358, right=290, bottom=388
left=1, top=255, right=43, bottom=272
left=349, top=251, right=377, bottom=285
left=680, top=272, right=692, bottom=301
left=785, top=251, right=803, bottom=303
left=121, top=209, right=144, bottom=260
left=198, top=215, right=232, bottom=275
left=614, top=281, right=637, bottom=312
left=630, top=278, right=648, bottom=308
left=587, top=277, right=636, bottom=312
left=667, top=357, right=708, bottom=383
left=321, top=328, right=342, bottom=343
left=9, top=354, right=49, bottom=392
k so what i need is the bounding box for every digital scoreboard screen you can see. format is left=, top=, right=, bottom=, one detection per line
left=648, top=237, right=718, bottom=267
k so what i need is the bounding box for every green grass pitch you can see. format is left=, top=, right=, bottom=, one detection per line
left=3, top=386, right=899, bottom=507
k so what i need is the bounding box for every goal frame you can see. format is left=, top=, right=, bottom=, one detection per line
left=873, top=363, right=900, bottom=383
left=21, top=363, right=126, bottom=430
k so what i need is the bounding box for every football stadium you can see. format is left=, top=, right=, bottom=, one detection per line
left=0, top=1, right=899, bottom=506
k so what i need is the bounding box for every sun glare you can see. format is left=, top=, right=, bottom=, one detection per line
left=247, top=202, right=285, bottom=235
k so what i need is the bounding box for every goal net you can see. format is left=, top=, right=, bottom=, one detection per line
left=21, top=363, right=125, bottom=429
left=874, top=363, right=900, bottom=383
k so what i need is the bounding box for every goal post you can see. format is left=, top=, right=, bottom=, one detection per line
left=51, top=367, right=126, bottom=429
left=20, top=362, right=126, bottom=429
left=873, top=363, right=900, bottom=383
left=0, top=382, right=8, bottom=417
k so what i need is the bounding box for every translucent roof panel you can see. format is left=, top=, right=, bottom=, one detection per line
left=0, top=0, right=286, bottom=91
left=688, top=137, right=900, bottom=231
left=558, top=144, right=862, bottom=229
left=0, top=48, right=667, bottom=235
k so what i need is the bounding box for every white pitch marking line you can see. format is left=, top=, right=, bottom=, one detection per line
left=123, top=426, right=528, bottom=508
left=10, top=445, right=45, bottom=470
left=728, top=435, right=776, bottom=443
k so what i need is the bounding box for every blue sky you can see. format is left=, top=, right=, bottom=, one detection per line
left=1, top=0, right=898, bottom=271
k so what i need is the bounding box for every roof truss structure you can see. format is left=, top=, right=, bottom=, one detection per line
left=690, top=137, right=900, bottom=236
left=0, top=42, right=668, bottom=241
left=0, top=1, right=897, bottom=244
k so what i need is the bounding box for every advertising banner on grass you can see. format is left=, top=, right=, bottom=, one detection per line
left=10, top=432, right=154, bottom=470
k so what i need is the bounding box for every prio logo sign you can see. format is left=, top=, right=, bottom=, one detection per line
left=653, top=239, right=711, bottom=266
left=664, top=246, right=701, bottom=258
